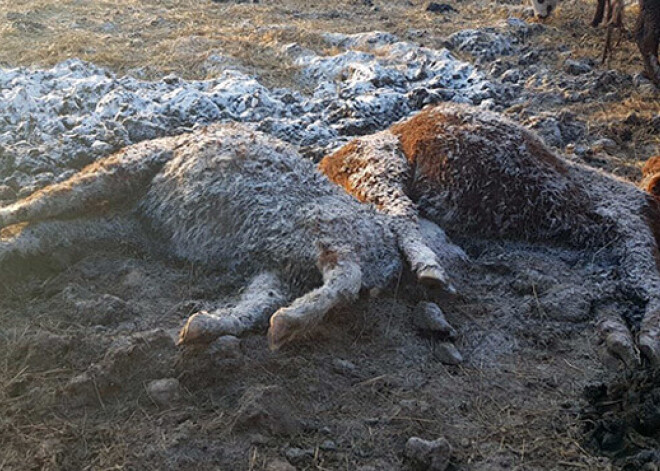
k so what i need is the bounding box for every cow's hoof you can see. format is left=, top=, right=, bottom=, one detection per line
left=418, top=266, right=456, bottom=295
left=268, top=309, right=302, bottom=351
left=598, top=318, right=639, bottom=369
left=178, top=311, right=235, bottom=345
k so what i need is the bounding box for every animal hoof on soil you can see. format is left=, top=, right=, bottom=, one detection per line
left=597, top=318, right=639, bottom=368
left=178, top=311, right=235, bottom=345
left=268, top=309, right=301, bottom=351
left=418, top=266, right=456, bottom=295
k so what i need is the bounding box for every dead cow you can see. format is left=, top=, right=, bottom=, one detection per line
left=320, top=103, right=660, bottom=367
left=0, top=124, right=418, bottom=350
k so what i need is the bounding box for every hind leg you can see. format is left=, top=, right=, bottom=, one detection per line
left=0, top=214, right=144, bottom=268
left=267, top=250, right=363, bottom=350
left=0, top=140, right=175, bottom=230
left=178, top=272, right=289, bottom=345
left=319, top=132, right=455, bottom=291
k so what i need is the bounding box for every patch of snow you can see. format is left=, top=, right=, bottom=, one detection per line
left=0, top=31, right=503, bottom=194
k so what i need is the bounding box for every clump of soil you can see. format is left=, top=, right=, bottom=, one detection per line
left=583, top=369, right=660, bottom=470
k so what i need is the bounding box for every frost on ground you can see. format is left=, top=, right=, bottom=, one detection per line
left=0, top=30, right=499, bottom=199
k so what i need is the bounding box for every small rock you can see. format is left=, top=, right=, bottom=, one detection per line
left=332, top=358, right=357, bottom=375
left=399, top=399, right=431, bottom=413
left=564, top=59, right=592, bottom=75
left=433, top=342, right=463, bottom=365
left=633, top=72, right=653, bottom=88
left=404, top=436, right=452, bottom=471
left=249, top=433, right=271, bottom=445
left=73, top=294, right=137, bottom=326
left=518, top=51, right=539, bottom=65
left=500, top=69, right=520, bottom=83
left=208, top=335, right=242, bottom=359
left=425, top=2, right=457, bottom=13
left=234, top=385, right=300, bottom=436
left=285, top=447, right=314, bottom=465
left=413, top=302, right=457, bottom=339
left=592, top=138, right=617, bottom=154
left=266, top=459, right=297, bottom=471
left=573, top=144, right=591, bottom=157
left=320, top=439, right=338, bottom=451
left=539, top=285, right=592, bottom=322
left=99, top=22, right=116, bottom=33
left=147, top=378, right=181, bottom=406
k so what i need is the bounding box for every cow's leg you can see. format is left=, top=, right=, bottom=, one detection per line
left=178, top=272, right=288, bottom=345
left=0, top=141, right=174, bottom=230
left=319, top=133, right=454, bottom=291
left=0, top=214, right=143, bottom=268
left=267, top=252, right=362, bottom=350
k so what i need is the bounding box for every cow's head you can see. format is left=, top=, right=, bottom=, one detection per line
left=530, top=0, right=558, bottom=19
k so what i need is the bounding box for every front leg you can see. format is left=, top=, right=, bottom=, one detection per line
left=178, top=272, right=288, bottom=345
left=268, top=253, right=362, bottom=350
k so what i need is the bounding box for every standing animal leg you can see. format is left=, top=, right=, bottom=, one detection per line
left=601, top=0, right=625, bottom=65
left=178, top=272, right=288, bottom=345
left=635, top=0, right=660, bottom=86
left=319, top=132, right=454, bottom=291
left=593, top=0, right=608, bottom=27
left=0, top=215, right=144, bottom=267
left=267, top=251, right=363, bottom=350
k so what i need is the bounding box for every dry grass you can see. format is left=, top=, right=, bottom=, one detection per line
left=1, top=0, right=656, bottom=157
left=0, top=0, right=526, bottom=85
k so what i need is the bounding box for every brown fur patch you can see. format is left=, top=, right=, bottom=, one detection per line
left=643, top=156, right=660, bottom=177
left=20, top=152, right=125, bottom=206
left=319, top=141, right=370, bottom=203
left=640, top=156, right=660, bottom=199
left=390, top=108, right=462, bottom=166
left=318, top=248, right=339, bottom=269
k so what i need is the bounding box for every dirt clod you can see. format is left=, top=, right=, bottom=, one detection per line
left=233, top=385, right=301, bottom=437
left=404, top=436, right=452, bottom=471
left=147, top=378, right=181, bottom=407
left=413, top=302, right=457, bottom=339
left=583, top=369, right=660, bottom=469
left=265, top=459, right=297, bottom=471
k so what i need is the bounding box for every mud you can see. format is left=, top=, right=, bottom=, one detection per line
left=0, top=230, right=631, bottom=470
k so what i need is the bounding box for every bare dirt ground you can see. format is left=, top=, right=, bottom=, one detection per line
left=0, top=1, right=659, bottom=470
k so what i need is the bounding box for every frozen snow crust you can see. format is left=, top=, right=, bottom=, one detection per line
left=0, top=29, right=506, bottom=197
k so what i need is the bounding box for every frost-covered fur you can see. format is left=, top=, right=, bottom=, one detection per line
left=0, top=124, right=403, bottom=349
left=320, top=103, right=660, bottom=365
left=530, top=0, right=558, bottom=19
